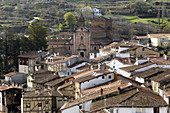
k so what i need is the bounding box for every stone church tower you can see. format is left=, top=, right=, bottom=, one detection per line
left=73, top=14, right=90, bottom=58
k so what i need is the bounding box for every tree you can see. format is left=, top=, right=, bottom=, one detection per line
left=64, top=12, right=76, bottom=31
left=56, top=23, right=63, bottom=31
left=26, top=23, right=47, bottom=51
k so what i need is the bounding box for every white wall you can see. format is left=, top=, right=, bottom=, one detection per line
left=117, top=69, right=132, bottom=77
left=159, top=89, right=169, bottom=104
left=118, top=47, right=130, bottom=52
left=117, top=64, right=155, bottom=77
left=61, top=100, right=92, bottom=113
left=19, top=65, right=28, bottom=74
left=156, top=65, right=170, bottom=68
left=159, top=107, right=167, bottom=113
left=134, top=64, right=156, bottom=73
left=81, top=73, right=114, bottom=91
left=89, top=53, right=101, bottom=59
left=116, top=53, right=130, bottom=58
left=5, top=76, right=10, bottom=82
left=151, top=38, right=159, bottom=47
left=109, top=107, right=154, bottom=113
left=70, top=62, right=89, bottom=73
left=135, top=77, right=145, bottom=83
left=0, top=92, right=2, bottom=111
left=107, top=59, right=131, bottom=70
left=27, top=76, right=34, bottom=88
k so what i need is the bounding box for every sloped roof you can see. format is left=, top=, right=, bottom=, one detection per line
left=132, top=67, right=168, bottom=78
left=151, top=57, right=170, bottom=65
left=119, top=62, right=155, bottom=72
left=4, top=72, right=20, bottom=77
left=0, top=85, right=21, bottom=91
left=148, top=34, right=170, bottom=38
left=18, top=51, right=47, bottom=58
left=47, top=55, right=78, bottom=65
left=33, top=75, right=59, bottom=84
left=90, top=86, right=167, bottom=112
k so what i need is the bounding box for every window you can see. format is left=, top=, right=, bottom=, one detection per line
left=24, top=67, right=26, bottom=73
left=45, top=101, right=48, bottom=104
left=116, top=109, right=119, bottom=113
left=102, top=76, right=104, bottom=79
left=38, top=103, right=42, bottom=107
left=26, top=103, right=30, bottom=108
left=48, top=59, right=50, bottom=62
left=143, top=48, right=145, bottom=51
left=81, top=28, right=83, bottom=30
left=67, top=79, right=69, bottom=83
left=79, top=105, right=82, bottom=109
left=108, top=75, right=111, bottom=79
left=81, top=36, right=83, bottom=40
left=22, top=60, right=24, bottom=65
left=94, top=53, right=97, bottom=58
left=94, top=47, right=97, bottom=50
left=69, top=46, right=70, bottom=51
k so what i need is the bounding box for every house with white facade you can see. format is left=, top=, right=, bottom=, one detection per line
left=60, top=80, right=168, bottom=113
left=148, top=34, right=170, bottom=48
left=47, top=55, right=93, bottom=77
left=4, top=72, right=27, bottom=84
left=118, top=62, right=156, bottom=77
left=93, top=8, right=102, bottom=16
left=18, top=51, right=48, bottom=74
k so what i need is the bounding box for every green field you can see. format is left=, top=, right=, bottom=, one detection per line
left=123, top=15, right=170, bottom=26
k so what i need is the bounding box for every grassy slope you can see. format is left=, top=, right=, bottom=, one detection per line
left=123, top=15, right=170, bottom=26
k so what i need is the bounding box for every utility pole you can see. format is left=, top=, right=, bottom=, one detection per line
left=161, top=1, right=165, bottom=24
left=4, top=31, right=9, bottom=74
left=157, top=6, right=160, bottom=26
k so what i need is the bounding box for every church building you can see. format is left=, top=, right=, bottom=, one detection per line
left=65, top=15, right=119, bottom=58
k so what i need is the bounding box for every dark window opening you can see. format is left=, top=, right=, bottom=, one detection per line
left=81, top=28, right=83, bottom=30
left=81, top=36, right=83, bottom=40
left=143, top=48, right=145, bottom=51
left=94, top=47, right=97, bottom=50
left=102, top=76, right=104, bottom=79
left=154, top=107, right=159, bottom=113
left=69, top=46, right=70, bottom=51
left=80, top=52, right=85, bottom=57
left=79, top=105, right=82, bottom=109
left=109, top=75, right=111, bottom=79
left=26, top=103, right=30, bottom=108
left=38, top=103, right=42, bottom=107
left=94, top=53, right=97, bottom=58
left=45, top=101, right=48, bottom=104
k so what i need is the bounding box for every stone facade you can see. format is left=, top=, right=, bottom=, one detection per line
left=65, top=15, right=118, bottom=58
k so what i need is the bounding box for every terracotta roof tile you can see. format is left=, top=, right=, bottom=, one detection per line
left=4, top=72, right=20, bottom=77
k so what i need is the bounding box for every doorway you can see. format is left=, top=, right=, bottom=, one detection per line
left=80, top=52, right=85, bottom=57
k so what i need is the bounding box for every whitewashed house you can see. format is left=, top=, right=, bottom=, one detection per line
left=117, top=62, right=156, bottom=77
left=60, top=81, right=167, bottom=113
left=4, top=72, right=27, bottom=84
left=93, top=8, right=102, bottom=16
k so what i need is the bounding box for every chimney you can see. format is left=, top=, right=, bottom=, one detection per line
left=163, top=54, right=168, bottom=60
left=98, top=63, right=100, bottom=69
left=90, top=65, right=93, bottom=70
left=35, top=88, right=41, bottom=95
left=103, top=64, right=106, bottom=69
left=100, top=88, right=103, bottom=95
left=118, top=87, right=121, bottom=94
